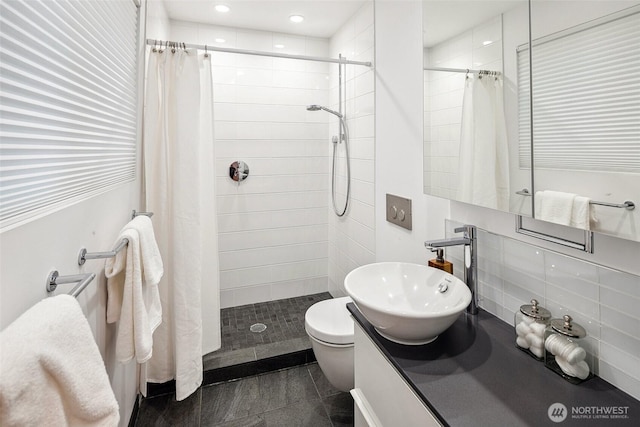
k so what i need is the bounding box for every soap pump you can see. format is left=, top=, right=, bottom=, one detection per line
left=428, top=248, right=453, bottom=274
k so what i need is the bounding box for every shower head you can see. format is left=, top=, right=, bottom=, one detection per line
left=306, top=104, right=343, bottom=118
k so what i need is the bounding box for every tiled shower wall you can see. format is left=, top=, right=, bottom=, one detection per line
left=423, top=17, right=503, bottom=199
left=169, top=21, right=331, bottom=307
left=327, top=2, right=376, bottom=297
left=169, top=1, right=376, bottom=307
left=445, top=220, right=640, bottom=400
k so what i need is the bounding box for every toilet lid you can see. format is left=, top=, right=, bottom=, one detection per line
left=305, top=296, right=354, bottom=345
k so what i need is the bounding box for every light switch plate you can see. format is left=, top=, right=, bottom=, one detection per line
left=386, top=194, right=412, bottom=230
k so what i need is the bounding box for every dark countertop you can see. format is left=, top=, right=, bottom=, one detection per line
left=347, top=303, right=640, bottom=427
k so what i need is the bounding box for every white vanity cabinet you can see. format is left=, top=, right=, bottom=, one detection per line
left=351, top=322, right=443, bottom=427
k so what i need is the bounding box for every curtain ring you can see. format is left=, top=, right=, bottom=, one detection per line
left=152, top=39, right=157, bottom=53
left=171, top=40, right=176, bottom=54
left=204, top=44, right=209, bottom=58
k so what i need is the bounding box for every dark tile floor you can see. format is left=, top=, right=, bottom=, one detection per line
left=135, top=363, right=354, bottom=426
left=136, top=293, right=353, bottom=426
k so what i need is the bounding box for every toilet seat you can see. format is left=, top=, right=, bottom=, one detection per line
left=305, top=296, right=354, bottom=345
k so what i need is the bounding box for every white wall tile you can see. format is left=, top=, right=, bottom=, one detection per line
left=448, top=217, right=640, bottom=399
left=305, top=277, right=329, bottom=295
left=174, top=5, right=373, bottom=308
left=601, top=326, right=640, bottom=359
left=598, top=267, right=640, bottom=298
left=600, top=342, right=640, bottom=382
left=600, top=286, right=640, bottom=320
left=220, top=289, right=235, bottom=309
left=236, top=29, right=273, bottom=51
left=234, top=284, right=272, bottom=306
left=271, top=279, right=306, bottom=300
left=598, top=360, right=640, bottom=401
left=544, top=259, right=599, bottom=301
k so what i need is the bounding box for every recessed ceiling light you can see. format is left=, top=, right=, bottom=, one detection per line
left=215, top=38, right=226, bottom=43
left=215, top=4, right=230, bottom=13
left=289, top=15, right=304, bottom=23
left=274, top=44, right=285, bottom=49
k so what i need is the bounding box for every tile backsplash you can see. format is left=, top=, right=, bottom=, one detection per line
left=445, top=220, right=640, bottom=401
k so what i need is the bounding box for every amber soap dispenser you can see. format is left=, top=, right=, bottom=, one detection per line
left=428, top=249, right=453, bottom=274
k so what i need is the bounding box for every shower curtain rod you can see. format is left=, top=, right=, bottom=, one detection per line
left=146, top=39, right=372, bottom=67
left=424, top=66, right=501, bottom=76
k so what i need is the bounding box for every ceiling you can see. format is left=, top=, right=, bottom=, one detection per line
left=160, top=0, right=524, bottom=47
left=423, top=0, right=525, bottom=47
left=161, top=0, right=368, bottom=38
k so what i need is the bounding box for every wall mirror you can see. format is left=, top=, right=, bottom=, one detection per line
left=422, top=0, right=531, bottom=213
left=423, top=0, right=640, bottom=244
left=528, top=1, right=639, bottom=242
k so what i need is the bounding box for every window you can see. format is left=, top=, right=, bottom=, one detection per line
left=518, top=7, right=640, bottom=173
left=0, top=0, right=140, bottom=230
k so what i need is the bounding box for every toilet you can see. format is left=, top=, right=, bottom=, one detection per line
left=305, top=296, right=354, bottom=392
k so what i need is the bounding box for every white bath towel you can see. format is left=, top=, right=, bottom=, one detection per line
left=0, top=295, right=119, bottom=426
left=570, top=196, right=592, bottom=230
left=105, top=215, right=163, bottom=363
left=535, top=190, right=576, bottom=226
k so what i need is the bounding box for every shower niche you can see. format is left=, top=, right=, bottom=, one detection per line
left=422, top=0, right=640, bottom=244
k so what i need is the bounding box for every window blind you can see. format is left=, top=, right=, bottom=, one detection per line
left=518, top=7, right=640, bottom=173
left=0, top=0, right=139, bottom=231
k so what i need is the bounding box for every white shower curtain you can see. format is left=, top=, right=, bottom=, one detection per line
left=143, top=48, right=221, bottom=400
left=457, top=75, right=510, bottom=210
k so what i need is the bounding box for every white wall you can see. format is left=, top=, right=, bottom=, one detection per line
left=0, top=190, right=141, bottom=426
left=328, top=2, right=376, bottom=297
left=0, top=0, right=156, bottom=423
left=375, top=0, right=450, bottom=264
left=375, top=0, right=640, bottom=401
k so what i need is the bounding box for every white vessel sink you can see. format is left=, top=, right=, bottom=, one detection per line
left=344, top=262, right=471, bottom=345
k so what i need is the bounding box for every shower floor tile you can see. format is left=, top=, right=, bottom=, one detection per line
left=220, top=292, right=331, bottom=351
left=206, top=292, right=332, bottom=371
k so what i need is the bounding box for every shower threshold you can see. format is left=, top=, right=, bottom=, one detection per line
left=146, top=292, right=331, bottom=397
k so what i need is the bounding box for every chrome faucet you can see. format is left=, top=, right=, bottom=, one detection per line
left=425, top=225, right=478, bottom=315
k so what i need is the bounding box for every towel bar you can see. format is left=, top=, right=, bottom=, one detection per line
left=46, top=271, right=97, bottom=297
left=78, top=239, right=128, bottom=265
left=515, top=189, right=635, bottom=211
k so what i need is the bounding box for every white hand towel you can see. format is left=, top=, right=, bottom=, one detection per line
left=537, top=190, right=577, bottom=226
left=105, top=215, right=163, bottom=363
left=0, top=295, right=119, bottom=426
left=570, top=196, right=592, bottom=230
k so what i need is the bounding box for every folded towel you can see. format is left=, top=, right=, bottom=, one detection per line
left=0, top=295, right=119, bottom=426
left=570, top=195, right=592, bottom=230
left=537, top=190, right=576, bottom=225
left=534, top=190, right=594, bottom=230
left=105, top=215, right=163, bottom=363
